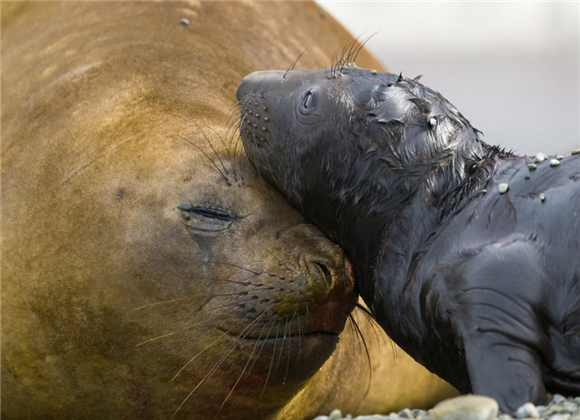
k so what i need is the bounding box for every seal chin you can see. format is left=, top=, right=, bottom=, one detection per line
left=238, top=332, right=340, bottom=383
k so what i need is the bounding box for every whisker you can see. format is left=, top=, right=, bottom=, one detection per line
left=284, top=305, right=298, bottom=384
left=349, top=313, right=372, bottom=398
left=283, top=47, right=310, bottom=80
left=177, top=135, right=228, bottom=181
left=181, top=114, right=230, bottom=177
left=130, top=298, right=184, bottom=311
left=216, top=316, right=274, bottom=415
left=172, top=314, right=251, bottom=381
left=261, top=321, right=280, bottom=397
left=172, top=307, right=273, bottom=416
left=275, top=315, right=289, bottom=376
left=205, top=124, right=240, bottom=182
left=136, top=332, right=176, bottom=347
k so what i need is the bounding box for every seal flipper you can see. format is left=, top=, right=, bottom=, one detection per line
left=455, top=241, right=548, bottom=413
left=464, top=331, right=545, bottom=414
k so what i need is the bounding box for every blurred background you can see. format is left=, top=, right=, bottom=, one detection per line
left=316, top=2, right=579, bottom=156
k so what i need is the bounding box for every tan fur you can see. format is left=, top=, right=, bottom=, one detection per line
left=1, top=2, right=456, bottom=419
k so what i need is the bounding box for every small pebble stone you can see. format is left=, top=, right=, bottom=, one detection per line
left=342, top=65, right=349, bottom=70
left=372, top=70, right=378, bottom=74
left=516, top=402, right=539, bottom=419
left=556, top=155, right=564, bottom=160
left=180, top=18, right=190, bottom=25
left=571, top=149, right=580, bottom=155
left=527, top=164, right=537, bottom=170
left=499, top=183, right=509, bottom=194
left=524, top=175, right=530, bottom=180
left=540, top=193, right=546, bottom=202
left=549, top=415, right=571, bottom=420
left=329, top=409, right=342, bottom=420
left=177, top=202, right=193, bottom=210
left=180, top=211, right=190, bottom=220
left=430, top=395, right=499, bottom=420
left=550, top=159, right=560, bottom=167
left=499, top=415, right=512, bottom=420
left=553, top=395, right=567, bottom=404
left=535, top=153, right=547, bottom=163
left=398, top=408, right=413, bottom=418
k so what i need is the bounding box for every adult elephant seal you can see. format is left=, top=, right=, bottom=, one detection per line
left=237, top=64, right=580, bottom=413
left=1, top=3, right=456, bottom=419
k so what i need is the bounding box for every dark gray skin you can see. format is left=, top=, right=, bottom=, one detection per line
left=236, top=64, right=580, bottom=413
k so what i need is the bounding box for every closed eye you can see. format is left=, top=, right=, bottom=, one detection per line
left=190, top=207, right=236, bottom=222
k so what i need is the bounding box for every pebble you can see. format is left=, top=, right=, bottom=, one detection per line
left=572, top=149, right=580, bottom=155
left=539, top=193, right=546, bottom=202
left=527, top=164, right=537, bottom=170
left=431, top=395, right=499, bottom=420
left=516, top=403, right=539, bottom=419
left=330, top=409, right=343, bottom=420
left=550, top=159, right=560, bottom=167
left=177, top=202, right=193, bottom=210
left=499, top=183, right=509, bottom=194
left=180, top=18, right=190, bottom=25
left=314, top=393, right=580, bottom=420
left=372, top=70, right=378, bottom=74
left=556, top=155, right=564, bottom=160
left=535, top=153, right=547, bottom=163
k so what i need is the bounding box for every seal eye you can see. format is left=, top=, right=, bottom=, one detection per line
left=190, top=207, right=235, bottom=222
left=299, top=90, right=317, bottom=115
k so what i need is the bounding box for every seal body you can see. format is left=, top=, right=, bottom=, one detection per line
left=1, top=3, right=456, bottom=419
left=237, top=64, right=580, bottom=412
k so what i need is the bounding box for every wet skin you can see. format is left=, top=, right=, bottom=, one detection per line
left=237, top=64, right=580, bottom=413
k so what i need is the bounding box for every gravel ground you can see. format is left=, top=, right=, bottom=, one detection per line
left=313, top=393, right=580, bottom=420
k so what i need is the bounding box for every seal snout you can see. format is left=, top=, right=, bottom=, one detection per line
left=237, top=72, right=284, bottom=146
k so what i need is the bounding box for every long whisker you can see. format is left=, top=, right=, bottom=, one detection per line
left=182, top=114, right=230, bottom=178
left=349, top=312, right=372, bottom=398
left=284, top=305, right=299, bottom=384
left=283, top=47, right=310, bottom=80
left=216, top=315, right=274, bottom=415
left=205, top=124, right=240, bottom=182
left=131, top=298, right=184, bottom=312
left=177, top=135, right=228, bottom=181
left=261, top=321, right=280, bottom=397
left=172, top=314, right=251, bottom=381
left=172, top=307, right=273, bottom=416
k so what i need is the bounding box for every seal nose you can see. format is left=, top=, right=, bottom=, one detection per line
left=301, top=251, right=355, bottom=299
left=236, top=70, right=286, bottom=102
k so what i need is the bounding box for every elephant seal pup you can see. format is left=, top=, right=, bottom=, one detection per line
left=1, top=2, right=456, bottom=419
left=237, top=63, right=580, bottom=413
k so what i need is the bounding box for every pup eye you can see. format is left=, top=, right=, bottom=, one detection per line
left=303, top=92, right=313, bottom=109
left=299, top=90, right=317, bottom=115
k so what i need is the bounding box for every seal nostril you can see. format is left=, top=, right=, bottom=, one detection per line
left=315, top=262, right=333, bottom=289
